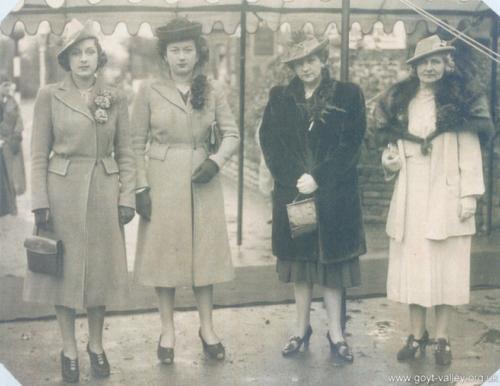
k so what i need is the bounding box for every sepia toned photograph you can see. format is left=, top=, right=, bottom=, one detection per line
left=0, top=0, right=499, bottom=385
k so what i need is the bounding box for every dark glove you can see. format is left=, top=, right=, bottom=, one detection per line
left=33, top=208, right=50, bottom=228
left=135, top=189, right=152, bottom=221
left=119, top=206, right=135, bottom=225
left=191, top=159, right=219, bottom=184
left=9, top=137, right=21, bottom=155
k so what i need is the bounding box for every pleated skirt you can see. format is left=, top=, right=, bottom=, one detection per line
left=276, top=257, right=361, bottom=289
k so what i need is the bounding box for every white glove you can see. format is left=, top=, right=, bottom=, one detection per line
left=297, top=173, right=318, bottom=194
left=458, top=196, right=477, bottom=222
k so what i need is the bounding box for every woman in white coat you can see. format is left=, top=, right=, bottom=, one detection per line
left=373, top=35, right=493, bottom=366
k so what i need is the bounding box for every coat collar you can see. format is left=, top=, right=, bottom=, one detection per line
left=151, top=69, right=198, bottom=113
left=55, top=73, right=104, bottom=122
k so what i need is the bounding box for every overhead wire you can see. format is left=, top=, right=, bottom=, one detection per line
left=399, top=0, right=500, bottom=64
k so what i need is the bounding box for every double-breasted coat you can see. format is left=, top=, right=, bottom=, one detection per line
left=0, top=95, right=26, bottom=215
left=23, top=75, right=136, bottom=309
left=259, top=71, right=367, bottom=264
left=132, top=75, right=239, bottom=287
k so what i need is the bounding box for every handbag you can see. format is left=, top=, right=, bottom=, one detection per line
left=208, top=120, right=222, bottom=154
left=24, top=226, right=63, bottom=277
left=286, top=194, right=318, bottom=238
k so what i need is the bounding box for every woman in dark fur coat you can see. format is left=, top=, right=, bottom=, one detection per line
left=373, top=35, right=493, bottom=366
left=259, top=32, right=366, bottom=363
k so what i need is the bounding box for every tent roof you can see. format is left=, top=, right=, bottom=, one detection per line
left=0, top=0, right=494, bottom=36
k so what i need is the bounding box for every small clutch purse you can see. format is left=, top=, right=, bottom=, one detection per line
left=24, top=227, right=63, bottom=277
left=208, top=121, right=222, bottom=154
left=286, top=195, right=318, bottom=239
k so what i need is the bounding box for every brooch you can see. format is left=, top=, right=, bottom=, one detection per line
left=93, top=90, right=114, bottom=124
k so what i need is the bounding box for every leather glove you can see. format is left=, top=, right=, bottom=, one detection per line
left=296, top=173, right=318, bottom=194
left=458, top=196, right=476, bottom=222
left=119, top=206, right=135, bottom=225
left=135, top=189, right=152, bottom=221
left=192, top=159, right=219, bottom=184
left=9, top=137, right=21, bottom=155
left=33, top=208, right=50, bottom=228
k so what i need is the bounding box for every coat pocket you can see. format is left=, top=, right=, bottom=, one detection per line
left=148, top=142, right=169, bottom=161
left=101, top=157, right=119, bottom=175
left=48, top=157, right=71, bottom=176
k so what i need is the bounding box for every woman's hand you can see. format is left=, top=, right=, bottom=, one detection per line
left=33, top=208, right=50, bottom=228
left=381, top=143, right=401, bottom=174
left=458, top=196, right=476, bottom=222
left=119, top=206, right=135, bottom=225
left=135, top=189, right=152, bottom=221
left=192, top=159, right=219, bottom=184
left=297, top=173, right=318, bottom=194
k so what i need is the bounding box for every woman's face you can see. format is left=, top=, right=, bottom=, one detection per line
left=68, top=38, right=99, bottom=79
left=292, top=54, right=323, bottom=87
left=164, top=40, right=198, bottom=77
left=416, top=54, right=446, bottom=85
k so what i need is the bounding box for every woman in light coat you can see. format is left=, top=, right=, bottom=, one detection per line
left=132, top=17, right=239, bottom=363
left=24, top=22, right=136, bottom=382
left=373, top=35, right=493, bottom=366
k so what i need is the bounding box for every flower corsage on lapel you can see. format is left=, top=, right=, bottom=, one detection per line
left=93, top=90, right=114, bottom=124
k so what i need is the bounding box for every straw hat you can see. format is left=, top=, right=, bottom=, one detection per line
left=155, top=17, right=203, bottom=44
left=407, top=35, right=455, bottom=64
left=282, top=32, right=329, bottom=64
left=57, top=21, right=99, bottom=63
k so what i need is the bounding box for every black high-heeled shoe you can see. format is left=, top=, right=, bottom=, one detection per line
left=60, top=351, right=79, bottom=383
left=327, top=332, right=354, bottom=364
left=199, top=329, right=225, bottom=360
left=87, top=344, right=110, bottom=378
left=434, top=338, right=452, bottom=366
left=396, top=330, right=429, bottom=362
left=282, top=325, right=313, bottom=357
left=157, top=335, right=174, bottom=365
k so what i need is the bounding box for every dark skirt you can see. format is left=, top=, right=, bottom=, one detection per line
left=276, top=257, right=361, bottom=289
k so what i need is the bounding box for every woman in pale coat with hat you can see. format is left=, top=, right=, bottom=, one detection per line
left=24, top=22, right=136, bottom=382
left=260, top=32, right=366, bottom=364
left=132, top=17, right=239, bottom=363
left=373, top=35, right=493, bottom=366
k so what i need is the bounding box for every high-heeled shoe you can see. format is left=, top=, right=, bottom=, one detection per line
left=327, top=332, right=354, bottom=364
left=157, top=335, right=174, bottom=365
left=396, top=330, right=429, bottom=361
left=434, top=338, right=452, bottom=366
left=87, top=344, right=110, bottom=378
left=281, top=325, right=313, bottom=357
left=199, top=329, right=225, bottom=360
left=60, top=351, right=79, bottom=383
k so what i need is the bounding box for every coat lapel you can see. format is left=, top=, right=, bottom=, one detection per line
left=151, top=78, right=188, bottom=113
left=54, top=75, right=94, bottom=122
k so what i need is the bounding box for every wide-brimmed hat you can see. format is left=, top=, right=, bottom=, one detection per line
left=407, top=35, right=455, bottom=64
left=282, top=33, right=329, bottom=64
left=155, top=17, right=203, bottom=44
left=57, top=21, right=99, bottom=62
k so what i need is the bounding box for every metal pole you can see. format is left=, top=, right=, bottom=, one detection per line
left=339, top=0, right=351, bottom=333
left=340, top=0, right=350, bottom=82
left=487, top=14, right=498, bottom=234
left=237, top=1, right=247, bottom=245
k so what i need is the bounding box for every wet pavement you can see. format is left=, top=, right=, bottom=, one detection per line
left=1, top=290, right=500, bottom=386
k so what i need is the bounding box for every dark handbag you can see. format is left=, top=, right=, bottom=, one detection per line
left=208, top=120, right=222, bottom=154
left=286, top=195, right=318, bottom=238
left=24, top=226, right=63, bottom=277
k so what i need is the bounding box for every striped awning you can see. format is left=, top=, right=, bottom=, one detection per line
left=0, top=0, right=494, bottom=36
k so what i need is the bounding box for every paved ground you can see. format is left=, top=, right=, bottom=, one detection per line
left=1, top=290, right=500, bottom=386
